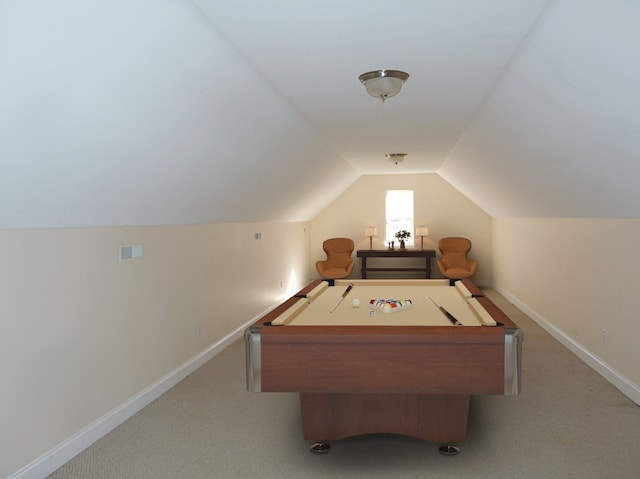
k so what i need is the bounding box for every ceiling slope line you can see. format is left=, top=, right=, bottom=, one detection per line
left=438, top=0, right=560, bottom=173
left=179, top=0, right=347, bottom=163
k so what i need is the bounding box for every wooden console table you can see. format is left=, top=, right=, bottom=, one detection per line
left=356, top=249, right=436, bottom=279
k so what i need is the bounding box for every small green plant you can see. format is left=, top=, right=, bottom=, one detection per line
left=395, top=229, right=411, bottom=241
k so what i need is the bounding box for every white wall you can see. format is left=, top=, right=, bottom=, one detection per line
left=310, top=174, right=493, bottom=285
left=0, top=222, right=310, bottom=479
left=492, top=217, right=640, bottom=404
left=10, top=187, right=639, bottom=478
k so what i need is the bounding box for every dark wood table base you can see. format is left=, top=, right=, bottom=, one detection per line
left=299, top=392, right=470, bottom=443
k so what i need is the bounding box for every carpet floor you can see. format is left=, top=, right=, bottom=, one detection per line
left=48, top=290, right=640, bottom=478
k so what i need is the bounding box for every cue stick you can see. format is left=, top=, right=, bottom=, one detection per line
left=330, top=283, right=354, bottom=313
left=429, top=296, right=463, bottom=325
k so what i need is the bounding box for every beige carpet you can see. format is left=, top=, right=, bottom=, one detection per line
left=48, top=290, right=640, bottom=478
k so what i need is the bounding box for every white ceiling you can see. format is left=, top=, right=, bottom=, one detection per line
left=198, top=0, right=549, bottom=174
left=1, top=0, right=639, bottom=228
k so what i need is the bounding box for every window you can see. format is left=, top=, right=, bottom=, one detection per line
left=385, top=190, right=414, bottom=245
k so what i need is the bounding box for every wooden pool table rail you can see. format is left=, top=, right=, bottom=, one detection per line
left=244, top=278, right=523, bottom=444
left=259, top=325, right=505, bottom=395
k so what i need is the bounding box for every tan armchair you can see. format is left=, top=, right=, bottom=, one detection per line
left=315, top=238, right=355, bottom=279
left=436, top=237, right=478, bottom=279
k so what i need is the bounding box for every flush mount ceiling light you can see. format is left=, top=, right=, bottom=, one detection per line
left=386, top=153, right=407, bottom=165
left=358, top=69, right=410, bottom=102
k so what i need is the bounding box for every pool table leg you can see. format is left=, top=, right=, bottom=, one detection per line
left=299, top=392, right=470, bottom=444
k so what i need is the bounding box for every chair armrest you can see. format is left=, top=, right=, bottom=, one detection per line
left=344, top=259, right=355, bottom=276
left=465, top=260, right=478, bottom=276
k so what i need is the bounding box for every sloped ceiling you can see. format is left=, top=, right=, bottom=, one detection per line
left=1, top=0, right=638, bottom=229
left=441, top=0, right=640, bottom=217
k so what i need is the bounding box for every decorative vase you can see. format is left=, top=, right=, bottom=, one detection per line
left=399, top=240, right=406, bottom=249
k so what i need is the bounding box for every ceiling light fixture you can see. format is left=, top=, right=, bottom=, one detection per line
left=358, top=69, right=410, bottom=102
left=386, top=153, right=407, bottom=165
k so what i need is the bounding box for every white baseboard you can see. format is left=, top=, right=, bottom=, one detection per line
left=8, top=316, right=259, bottom=479
left=14, top=287, right=639, bottom=479
left=493, top=285, right=640, bottom=406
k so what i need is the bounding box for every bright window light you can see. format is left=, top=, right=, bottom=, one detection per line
left=385, top=190, right=414, bottom=245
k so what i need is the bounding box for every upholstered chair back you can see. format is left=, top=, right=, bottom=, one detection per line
left=316, top=238, right=355, bottom=279
left=437, top=237, right=478, bottom=279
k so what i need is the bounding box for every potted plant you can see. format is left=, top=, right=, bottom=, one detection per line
left=395, top=229, right=411, bottom=249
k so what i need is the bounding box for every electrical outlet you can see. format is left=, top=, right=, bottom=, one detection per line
left=120, top=244, right=143, bottom=261
left=120, top=245, right=133, bottom=261
left=132, top=244, right=143, bottom=258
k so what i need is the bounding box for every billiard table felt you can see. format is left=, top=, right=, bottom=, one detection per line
left=273, top=279, right=494, bottom=327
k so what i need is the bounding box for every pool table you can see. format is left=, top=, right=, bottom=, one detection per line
left=245, top=279, right=522, bottom=448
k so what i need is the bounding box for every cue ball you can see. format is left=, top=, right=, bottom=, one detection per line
left=352, top=298, right=360, bottom=308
